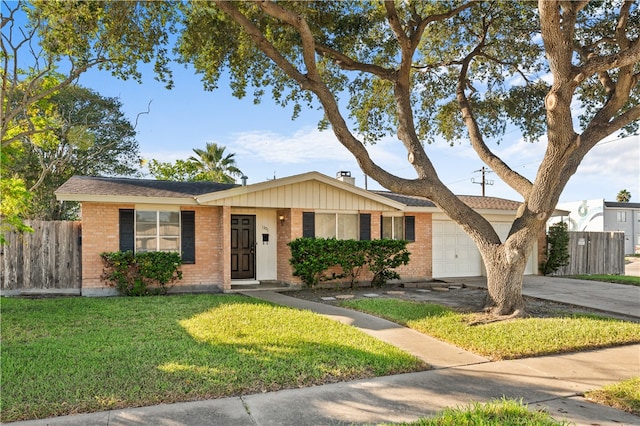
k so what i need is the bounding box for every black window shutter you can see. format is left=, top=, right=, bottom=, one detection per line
left=302, top=212, right=315, bottom=238
left=181, top=211, right=195, bottom=264
left=405, top=216, right=415, bottom=241
left=119, top=209, right=135, bottom=252
left=359, top=213, right=371, bottom=241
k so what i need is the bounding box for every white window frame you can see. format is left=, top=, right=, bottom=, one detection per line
left=135, top=209, right=181, bottom=253
left=315, top=212, right=359, bottom=240
left=381, top=215, right=404, bottom=240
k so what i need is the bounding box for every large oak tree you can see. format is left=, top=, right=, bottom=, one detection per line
left=24, top=1, right=639, bottom=315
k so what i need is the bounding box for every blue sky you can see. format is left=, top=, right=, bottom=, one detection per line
left=78, top=62, right=639, bottom=204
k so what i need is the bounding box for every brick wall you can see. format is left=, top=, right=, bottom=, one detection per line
left=80, top=203, right=228, bottom=293
left=277, top=208, right=302, bottom=285
left=180, top=206, right=225, bottom=288
left=396, top=212, right=432, bottom=279
left=80, top=202, right=128, bottom=290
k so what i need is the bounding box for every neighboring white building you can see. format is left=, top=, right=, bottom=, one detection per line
left=554, top=199, right=640, bottom=254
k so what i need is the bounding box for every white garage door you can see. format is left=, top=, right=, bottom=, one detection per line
left=432, top=221, right=482, bottom=278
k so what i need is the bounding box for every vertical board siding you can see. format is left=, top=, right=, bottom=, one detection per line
left=555, top=231, right=625, bottom=275
left=1, top=220, right=81, bottom=293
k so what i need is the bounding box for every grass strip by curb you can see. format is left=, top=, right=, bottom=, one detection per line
left=386, top=398, right=570, bottom=426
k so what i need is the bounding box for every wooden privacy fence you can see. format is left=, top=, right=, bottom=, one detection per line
left=1, top=220, right=81, bottom=295
left=555, top=231, right=625, bottom=276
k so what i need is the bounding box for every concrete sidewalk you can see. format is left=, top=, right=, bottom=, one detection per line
left=6, top=281, right=640, bottom=426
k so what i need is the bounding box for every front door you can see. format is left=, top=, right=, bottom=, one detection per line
left=231, top=215, right=256, bottom=279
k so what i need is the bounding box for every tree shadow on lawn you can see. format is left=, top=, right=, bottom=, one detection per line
left=0, top=295, right=428, bottom=422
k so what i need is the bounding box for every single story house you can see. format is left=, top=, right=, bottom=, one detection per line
left=55, top=171, right=542, bottom=296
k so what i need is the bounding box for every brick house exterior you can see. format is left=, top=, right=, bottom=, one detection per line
left=56, top=171, right=540, bottom=296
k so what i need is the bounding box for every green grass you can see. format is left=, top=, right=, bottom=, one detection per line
left=585, top=377, right=640, bottom=416
left=0, top=295, right=427, bottom=422
left=389, top=398, right=570, bottom=425
left=340, top=298, right=640, bottom=360
left=569, top=274, right=640, bottom=286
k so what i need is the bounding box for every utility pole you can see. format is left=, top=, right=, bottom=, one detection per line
left=471, top=166, right=494, bottom=196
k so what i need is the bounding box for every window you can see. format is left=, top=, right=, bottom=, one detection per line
left=302, top=212, right=363, bottom=240
left=382, top=216, right=403, bottom=240
left=136, top=211, right=180, bottom=252
left=381, top=215, right=415, bottom=241
left=617, top=211, right=627, bottom=222
left=315, top=213, right=358, bottom=239
left=119, top=209, right=195, bottom=263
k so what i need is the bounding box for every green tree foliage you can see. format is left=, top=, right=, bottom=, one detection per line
left=617, top=189, right=632, bottom=202
left=147, top=142, right=244, bottom=183
left=5, top=85, right=141, bottom=220
left=21, top=1, right=640, bottom=315
left=542, top=222, right=570, bottom=275
left=2, top=1, right=167, bottom=230
left=189, top=142, right=243, bottom=183
left=147, top=159, right=201, bottom=181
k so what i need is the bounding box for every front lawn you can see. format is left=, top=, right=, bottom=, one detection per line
left=0, top=295, right=427, bottom=422
left=340, top=298, right=640, bottom=360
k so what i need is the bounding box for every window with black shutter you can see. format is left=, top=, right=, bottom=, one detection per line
left=359, top=213, right=371, bottom=241
left=119, top=209, right=134, bottom=252
left=404, top=216, right=415, bottom=241
left=181, top=211, right=195, bottom=264
left=302, top=212, right=315, bottom=238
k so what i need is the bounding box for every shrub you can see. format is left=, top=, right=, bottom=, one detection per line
left=365, top=239, right=411, bottom=287
left=541, top=222, right=570, bottom=275
left=100, top=251, right=183, bottom=296
left=288, top=238, right=410, bottom=288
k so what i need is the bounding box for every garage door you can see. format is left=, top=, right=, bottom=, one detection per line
left=432, top=221, right=482, bottom=277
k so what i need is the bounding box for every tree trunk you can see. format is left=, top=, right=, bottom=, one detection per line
left=482, top=245, right=529, bottom=317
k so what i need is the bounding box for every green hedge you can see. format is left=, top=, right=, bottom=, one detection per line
left=100, top=251, right=183, bottom=296
left=288, top=238, right=410, bottom=288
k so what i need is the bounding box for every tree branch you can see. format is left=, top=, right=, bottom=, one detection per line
left=455, top=24, right=533, bottom=197
left=314, top=44, right=396, bottom=80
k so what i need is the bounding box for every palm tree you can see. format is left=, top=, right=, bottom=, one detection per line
left=616, top=189, right=631, bottom=202
left=189, top=142, right=244, bottom=183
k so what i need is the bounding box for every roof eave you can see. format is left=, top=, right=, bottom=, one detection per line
left=55, top=193, right=198, bottom=205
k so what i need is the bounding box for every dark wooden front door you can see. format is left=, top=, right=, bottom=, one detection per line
left=231, top=215, right=256, bottom=279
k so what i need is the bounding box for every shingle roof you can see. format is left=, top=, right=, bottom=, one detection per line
left=56, top=175, right=523, bottom=212
left=55, top=176, right=237, bottom=198
left=371, top=191, right=436, bottom=208
left=373, top=191, right=522, bottom=211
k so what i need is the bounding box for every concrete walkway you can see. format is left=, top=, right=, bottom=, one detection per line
left=451, top=275, right=640, bottom=318
left=6, top=280, right=640, bottom=426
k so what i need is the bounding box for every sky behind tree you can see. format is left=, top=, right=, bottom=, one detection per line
left=78, top=61, right=638, bottom=204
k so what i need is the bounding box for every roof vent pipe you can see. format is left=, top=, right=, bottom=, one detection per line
left=241, top=176, right=248, bottom=186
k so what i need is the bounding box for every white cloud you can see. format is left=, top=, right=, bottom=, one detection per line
left=228, top=127, right=352, bottom=164
left=575, top=135, right=639, bottom=178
